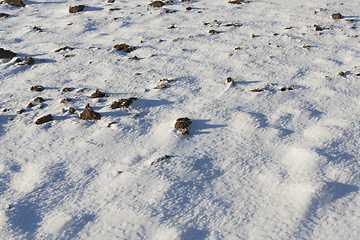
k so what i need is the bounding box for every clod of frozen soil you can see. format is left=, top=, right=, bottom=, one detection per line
left=62, top=87, right=73, bottom=92
left=69, top=107, right=76, bottom=113
left=55, top=46, right=74, bottom=52
left=30, top=85, right=44, bottom=92
left=91, top=89, right=109, bottom=98
left=34, top=97, right=44, bottom=102
left=5, top=0, right=25, bottom=7
left=110, top=98, right=137, bottom=109
left=0, top=13, right=10, bottom=18
left=148, top=1, right=165, bottom=8
left=80, top=108, right=101, bottom=120
left=228, top=0, right=242, bottom=4
left=227, top=77, right=234, bottom=84
left=174, top=117, right=192, bottom=129
left=35, top=114, right=53, bottom=124
left=0, top=48, right=16, bottom=59
left=25, top=56, right=35, bottom=65
left=114, top=43, right=136, bottom=53
left=251, top=88, right=264, bottom=92
left=151, top=155, right=170, bottom=165
left=69, top=5, right=85, bottom=13
left=332, top=13, right=342, bottom=19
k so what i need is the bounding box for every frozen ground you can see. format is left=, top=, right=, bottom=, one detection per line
left=1, top=0, right=360, bottom=239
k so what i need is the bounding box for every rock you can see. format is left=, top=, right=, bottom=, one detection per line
left=110, top=98, right=137, bottom=109
left=227, top=77, right=234, bottom=84
left=338, top=71, right=345, bottom=76
left=60, top=98, right=71, bottom=103
left=186, top=7, right=192, bottom=10
left=80, top=108, right=101, bottom=120
left=27, top=103, right=34, bottom=108
left=24, top=56, right=35, bottom=65
left=174, top=117, right=192, bottom=129
left=91, top=89, right=109, bottom=98
left=69, top=107, right=76, bottom=113
left=148, top=1, right=165, bottom=8
left=31, top=26, right=42, bottom=32
left=151, top=155, right=170, bottom=165
left=181, top=0, right=191, bottom=2
left=55, top=46, right=73, bottom=52
left=18, top=109, right=25, bottom=114
left=251, top=88, right=264, bottom=92
left=30, top=85, right=44, bottom=92
left=108, top=0, right=115, bottom=2
left=178, top=129, right=189, bottom=135
left=0, top=13, right=10, bottom=18
left=36, top=114, right=53, bottom=124
left=69, top=5, right=85, bottom=13
left=332, top=13, right=342, bottom=19
left=62, top=87, right=73, bottom=92
left=154, top=83, right=167, bottom=89
left=34, top=97, right=44, bottom=102
left=228, top=0, right=242, bottom=4
left=5, top=0, right=25, bottom=7
left=209, top=30, right=220, bottom=34
left=0, top=48, right=16, bottom=59
left=114, top=43, right=135, bottom=53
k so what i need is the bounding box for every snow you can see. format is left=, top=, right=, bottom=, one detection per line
left=1, top=0, right=360, bottom=239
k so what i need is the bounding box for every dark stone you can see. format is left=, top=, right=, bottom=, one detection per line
left=60, top=98, right=71, bottom=103
left=114, top=43, right=135, bottom=53
left=34, top=97, right=44, bottom=102
left=69, top=5, right=85, bottom=13
left=0, top=13, right=10, bottom=18
left=209, top=30, right=220, bottom=34
left=55, top=46, right=73, bottom=52
left=228, top=0, right=242, bottom=4
left=80, top=108, right=101, bottom=120
left=69, top=107, right=76, bottom=113
left=5, top=0, right=25, bottom=7
left=30, top=85, right=44, bottom=92
left=36, top=114, right=53, bottom=124
left=62, top=87, right=73, bottom=92
left=110, top=98, right=137, bottom=109
left=91, top=89, right=109, bottom=98
left=25, top=56, right=35, bottom=65
left=227, top=77, right=234, bottom=84
left=0, top=48, right=16, bottom=59
left=174, top=117, right=192, bottom=129
left=27, top=103, right=34, bottom=108
left=332, top=13, right=342, bottom=19
left=148, top=1, right=165, bottom=7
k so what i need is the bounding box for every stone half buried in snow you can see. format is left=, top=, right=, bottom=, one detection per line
left=30, top=85, right=44, bottom=92
left=148, top=1, right=165, bottom=8
left=80, top=108, right=101, bottom=120
left=332, top=13, right=342, bottom=19
left=0, top=48, right=16, bottom=59
left=5, top=0, right=25, bottom=7
left=91, top=89, right=109, bottom=98
left=228, top=0, right=242, bottom=4
left=110, top=97, right=137, bottom=109
left=0, top=13, right=10, bottom=18
left=174, top=117, right=192, bottom=129
left=114, top=43, right=136, bottom=53
left=69, top=5, right=85, bottom=13
left=35, top=114, right=53, bottom=124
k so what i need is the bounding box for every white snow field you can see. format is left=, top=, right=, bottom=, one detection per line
left=1, top=0, right=360, bottom=239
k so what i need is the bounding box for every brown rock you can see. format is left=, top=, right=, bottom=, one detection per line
left=80, top=108, right=101, bottom=120
left=114, top=43, right=135, bottom=53
left=69, top=107, right=76, bottom=113
left=62, top=87, right=73, bottom=92
left=332, top=13, right=342, bottom=19
left=108, top=0, right=115, bottom=2
left=60, top=98, right=71, bottom=103
left=338, top=71, right=345, bottom=76
left=91, top=89, right=109, bottom=98
left=0, top=13, right=10, bottom=18
left=148, top=1, right=165, bottom=8
left=0, top=48, right=16, bottom=59
left=55, top=46, right=73, bottom=52
left=110, top=98, right=137, bottom=109
left=228, top=0, right=242, bottom=4
left=178, top=129, right=189, bottom=135
left=25, top=56, right=35, bottom=65
left=36, top=114, right=53, bottom=124
left=251, top=88, right=264, bottom=92
left=227, top=77, right=234, bottom=84
left=181, top=0, right=191, bottom=2
left=5, top=0, right=25, bottom=7
left=27, top=103, right=34, bottom=108
left=18, top=109, right=25, bottom=114
left=174, top=117, right=192, bottom=129
left=30, top=85, right=44, bottom=92
left=154, top=83, right=167, bottom=89
left=69, top=5, right=85, bottom=13
left=209, top=30, right=220, bottom=34
left=34, top=97, right=44, bottom=102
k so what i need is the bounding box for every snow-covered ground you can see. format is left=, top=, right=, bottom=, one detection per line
left=1, top=0, right=360, bottom=239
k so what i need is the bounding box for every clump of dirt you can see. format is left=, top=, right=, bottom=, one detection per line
left=30, top=85, right=44, bottom=92
left=0, top=48, right=16, bottom=59
left=18, top=109, right=25, bottom=114
left=25, top=56, right=35, bottom=65
left=209, top=30, right=220, bottom=34
left=224, top=23, right=241, bottom=27
left=251, top=34, right=256, bottom=38
left=91, top=89, right=109, bottom=98
left=175, top=117, right=192, bottom=129
left=69, top=5, right=85, bottom=13
left=55, top=46, right=73, bottom=52
left=27, top=103, right=34, bottom=108
left=251, top=88, right=264, bottom=92
left=69, top=107, right=76, bottom=113
left=332, top=13, right=342, bottom=19
left=0, top=13, right=10, bottom=18
left=62, top=87, right=73, bottom=92
left=34, top=97, right=44, bottom=102
left=151, top=155, right=170, bottom=165
left=227, top=77, right=234, bottom=84
left=167, top=25, right=175, bottom=29
left=109, top=8, right=120, bottom=11
left=128, top=56, right=138, bottom=60
left=228, top=0, right=242, bottom=4
left=110, top=98, right=137, bottom=109
left=148, top=1, right=165, bottom=8
left=31, top=26, right=42, bottom=32
left=80, top=108, right=101, bottom=120
left=280, top=87, right=295, bottom=91
left=154, top=83, right=167, bottom=89
left=108, top=0, right=115, bottom=2
left=314, top=25, right=323, bottom=31
left=338, top=71, right=345, bottom=76
left=114, top=43, right=136, bottom=53
left=5, top=0, right=25, bottom=7
left=60, top=98, right=71, bottom=103
left=35, top=114, right=53, bottom=124
left=303, top=45, right=311, bottom=48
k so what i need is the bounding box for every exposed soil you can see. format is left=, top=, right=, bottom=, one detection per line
left=5, top=0, right=25, bottom=7
left=69, top=107, right=76, bottom=113
left=114, top=43, right=136, bottom=53
left=251, top=88, right=264, bottom=92
left=228, top=0, right=242, bottom=4
left=209, top=30, right=220, bottom=34
left=0, top=48, right=16, bottom=59
left=80, top=108, right=101, bottom=120
left=0, top=13, right=10, bottom=18
left=32, top=26, right=42, bottom=32
left=27, top=103, right=34, bottom=108
left=91, top=89, right=109, bottom=98
left=60, top=98, right=71, bottom=103
left=25, top=56, right=35, bottom=65
left=35, top=114, right=53, bottom=124
left=30, top=86, right=44, bottom=92
left=174, top=117, right=192, bottom=129
left=148, top=1, right=165, bottom=8
left=34, top=97, right=44, bottom=102
left=62, top=87, right=73, bottom=92
left=332, top=13, right=342, bottom=19
left=110, top=98, right=137, bottom=109
left=55, top=46, right=74, bottom=52
left=227, top=77, right=234, bottom=84
left=69, top=5, right=85, bottom=13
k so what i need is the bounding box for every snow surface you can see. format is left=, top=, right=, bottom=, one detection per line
left=1, top=0, right=360, bottom=239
